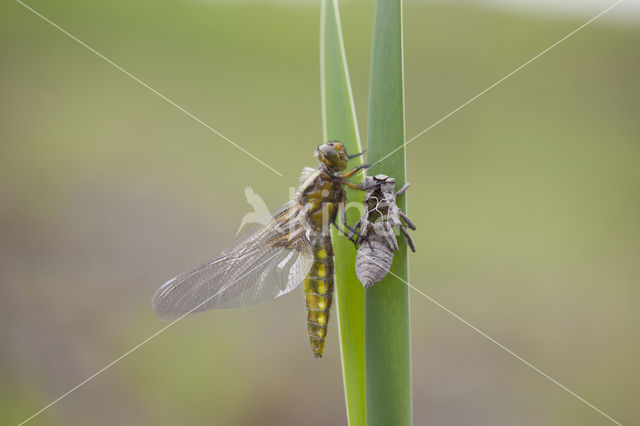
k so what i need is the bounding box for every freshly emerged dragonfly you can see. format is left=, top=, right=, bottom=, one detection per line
left=152, top=142, right=366, bottom=358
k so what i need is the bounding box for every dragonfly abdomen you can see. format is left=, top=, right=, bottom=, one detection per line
left=303, top=234, right=334, bottom=358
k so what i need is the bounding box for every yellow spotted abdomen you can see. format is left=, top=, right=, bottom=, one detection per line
left=303, top=236, right=334, bottom=358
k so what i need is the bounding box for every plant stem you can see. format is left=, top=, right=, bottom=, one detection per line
left=365, top=0, right=412, bottom=425
left=320, top=1, right=366, bottom=425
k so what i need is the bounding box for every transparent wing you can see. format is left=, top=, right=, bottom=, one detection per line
left=152, top=202, right=313, bottom=320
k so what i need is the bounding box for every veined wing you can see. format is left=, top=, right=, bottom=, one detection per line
left=152, top=202, right=313, bottom=320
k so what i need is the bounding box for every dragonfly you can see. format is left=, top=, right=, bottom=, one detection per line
left=152, top=141, right=367, bottom=358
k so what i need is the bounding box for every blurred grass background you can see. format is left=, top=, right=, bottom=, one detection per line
left=1, top=0, right=639, bottom=425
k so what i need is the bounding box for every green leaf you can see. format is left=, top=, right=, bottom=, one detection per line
left=320, top=1, right=365, bottom=425
left=365, top=0, right=413, bottom=425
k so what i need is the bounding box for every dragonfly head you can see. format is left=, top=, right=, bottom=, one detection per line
left=316, top=141, right=349, bottom=171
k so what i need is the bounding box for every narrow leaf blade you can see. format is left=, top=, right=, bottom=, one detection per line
left=365, top=0, right=413, bottom=425
left=321, top=1, right=366, bottom=425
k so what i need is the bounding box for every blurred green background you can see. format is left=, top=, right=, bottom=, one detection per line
left=1, top=0, right=638, bottom=425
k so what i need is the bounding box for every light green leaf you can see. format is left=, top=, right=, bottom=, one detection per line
left=320, top=1, right=365, bottom=425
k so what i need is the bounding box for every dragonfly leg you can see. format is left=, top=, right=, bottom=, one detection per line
left=348, top=219, right=362, bottom=241
left=384, top=221, right=399, bottom=251
left=332, top=221, right=359, bottom=244
left=395, top=182, right=410, bottom=197
left=399, top=224, right=416, bottom=252
left=399, top=210, right=416, bottom=230
left=347, top=150, right=366, bottom=159
left=344, top=180, right=364, bottom=190
left=341, top=204, right=359, bottom=233
left=359, top=180, right=385, bottom=191
left=343, top=164, right=371, bottom=179
left=331, top=207, right=358, bottom=246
